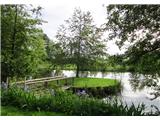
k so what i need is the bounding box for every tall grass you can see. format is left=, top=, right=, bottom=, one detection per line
left=1, top=87, right=149, bottom=116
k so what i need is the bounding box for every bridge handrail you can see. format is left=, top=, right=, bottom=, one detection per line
left=25, top=77, right=74, bottom=85
left=13, top=76, right=64, bottom=84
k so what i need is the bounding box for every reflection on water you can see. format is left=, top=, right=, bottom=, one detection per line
left=52, top=70, right=160, bottom=112
left=128, top=73, right=143, bottom=92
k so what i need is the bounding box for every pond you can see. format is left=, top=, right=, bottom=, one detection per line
left=52, top=70, right=160, bottom=113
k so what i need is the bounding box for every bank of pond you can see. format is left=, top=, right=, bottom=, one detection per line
left=1, top=77, right=159, bottom=115
left=27, top=77, right=121, bottom=98
left=68, top=78, right=121, bottom=98
left=2, top=87, right=148, bottom=116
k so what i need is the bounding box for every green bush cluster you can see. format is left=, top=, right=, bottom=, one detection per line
left=2, top=87, right=147, bottom=116
left=70, top=85, right=121, bottom=98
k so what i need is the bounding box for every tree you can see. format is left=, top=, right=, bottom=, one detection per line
left=1, top=5, right=46, bottom=82
left=56, top=8, right=106, bottom=77
left=106, top=5, right=160, bottom=99
left=106, top=5, right=160, bottom=75
left=43, top=34, right=65, bottom=68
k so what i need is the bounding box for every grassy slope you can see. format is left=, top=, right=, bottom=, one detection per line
left=73, top=78, right=118, bottom=87
left=1, top=106, right=65, bottom=116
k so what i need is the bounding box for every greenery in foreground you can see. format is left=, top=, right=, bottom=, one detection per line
left=1, top=87, right=149, bottom=116
left=1, top=106, right=65, bottom=116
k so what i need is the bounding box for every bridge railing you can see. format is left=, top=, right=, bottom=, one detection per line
left=12, top=76, right=75, bottom=86
left=14, top=76, right=62, bottom=84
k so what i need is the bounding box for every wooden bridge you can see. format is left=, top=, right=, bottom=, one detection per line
left=12, top=76, right=75, bottom=90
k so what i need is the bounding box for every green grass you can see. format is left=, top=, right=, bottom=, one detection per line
left=73, top=78, right=118, bottom=87
left=1, top=106, right=65, bottom=116
left=1, top=87, right=146, bottom=116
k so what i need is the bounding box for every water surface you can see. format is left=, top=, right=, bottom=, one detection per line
left=52, top=70, right=160, bottom=112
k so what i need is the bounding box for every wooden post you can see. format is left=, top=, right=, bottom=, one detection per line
left=65, top=79, right=67, bottom=86
left=6, top=77, right=9, bottom=89
left=56, top=80, right=59, bottom=86
left=44, top=81, right=48, bottom=88
left=24, top=77, right=26, bottom=90
left=44, top=81, right=48, bottom=87
left=72, top=77, right=74, bottom=86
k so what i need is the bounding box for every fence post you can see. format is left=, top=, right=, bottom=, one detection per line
left=56, top=80, right=59, bottom=86
left=44, top=79, right=48, bottom=88
left=24, top=77, right=26, bottom=90
left=65, top=79, right=68, bottom=86
left=6, top=77, right=9, bottom=89
left=72, top=77, right=74, bottom=86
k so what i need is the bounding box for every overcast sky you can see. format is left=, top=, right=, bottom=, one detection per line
left=38, top=0, right=126, bottom=55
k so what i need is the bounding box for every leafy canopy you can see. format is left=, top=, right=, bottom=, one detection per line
left=1, top=5, right=46, bottom=80
left=56, top=8, right=106, bottom=77
left=106, top=5, right=160, bottom=75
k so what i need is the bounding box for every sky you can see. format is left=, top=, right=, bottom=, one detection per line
left=38, top=0, right=126, bottom=55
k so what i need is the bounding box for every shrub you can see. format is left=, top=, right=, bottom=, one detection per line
left=1, top=87, right=148, bottom=115
left=69, top=83, right=122, bottom=98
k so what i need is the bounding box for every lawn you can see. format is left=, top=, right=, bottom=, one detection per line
left=73, top=77, right=118, bottom=87
left=1, top=106, right=65, bottom=116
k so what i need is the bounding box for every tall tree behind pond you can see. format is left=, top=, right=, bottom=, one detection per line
left=56, top=8, right=106, bottom=77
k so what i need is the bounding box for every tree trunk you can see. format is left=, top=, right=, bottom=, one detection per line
left=9, top=5, right=18, bottom=87
left=76, top=63, right=80, bottom=77
left=1, top=62, right=8, bottom=83
left=1, top=74, right=7, bottom=83
left=76, top=14, right=82, bottom=78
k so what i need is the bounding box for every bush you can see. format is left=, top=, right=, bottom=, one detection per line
left=1, top=87, right=147, bottom=115
left=69, top=81, right=122, bottom=98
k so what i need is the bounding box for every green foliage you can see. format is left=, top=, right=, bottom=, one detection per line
left=1, top=5, right=46, bottom=81
left=61, top=55, right=132, bottom=72
left=1, top=87, right=149, bottom=116
left=43, top=33, right=65, bottom=67
left=106, top=5, right=160, bottom=99
left=106, top=5, right=160, bottom=75
left=71, top=86, right=122, bottom=98
left=68, top=78, right=122, bottom=98
left=56, top=8, right=107, bottom=77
